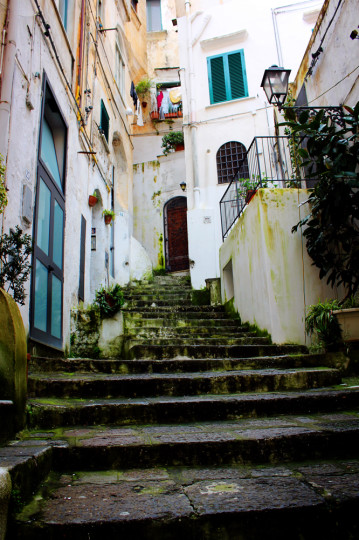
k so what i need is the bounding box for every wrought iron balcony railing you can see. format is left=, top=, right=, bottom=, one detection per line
left=219, top=136, right=314, bottom=240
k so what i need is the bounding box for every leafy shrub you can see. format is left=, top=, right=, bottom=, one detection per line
left=305, top=299, right=342, bottom=350
left=161, top=131, right=184, bottom=155
left=94, top=284, right=124, bottom=318
left=0, top=226, right=32, bottom=305
left=0, top=154, right=7, bottom=214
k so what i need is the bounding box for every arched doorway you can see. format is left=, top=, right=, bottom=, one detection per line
left=164, top=197, right=189, bottom=272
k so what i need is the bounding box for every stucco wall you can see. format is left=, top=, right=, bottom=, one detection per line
left=219, top=189, right=342, bottom=345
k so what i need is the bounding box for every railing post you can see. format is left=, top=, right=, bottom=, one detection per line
left=254, top=138, right=262, bottom=187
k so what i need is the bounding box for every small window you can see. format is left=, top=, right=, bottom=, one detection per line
left=58, top=0, right=68, bottom=30
left=147, top=0, right=162, bottom=32
left=115, top=45, right=125, bottom=95
left=207, top=50, right=248, bottom=105
left=100, top=100, right=110, bottom=142
left=216, top=141, right=248, bottom=184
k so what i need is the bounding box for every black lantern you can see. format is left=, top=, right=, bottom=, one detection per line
left=180, top=181, right=187, bottom=192
left=260, top=65, right=291, bottom=108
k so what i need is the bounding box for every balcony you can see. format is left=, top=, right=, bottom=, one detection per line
left=219, top=136, right=314, bottom=240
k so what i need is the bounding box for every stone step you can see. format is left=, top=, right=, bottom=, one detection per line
left=126, top=336, right=271, bottom=347
left=126, top=326, right=255, bottom=338
left=127, top=317, right=240, bottom=328
left=124, top=305, right=225, bottom=313
left=29, top=353, right=328, bottom=374
left=124, top=298, right=195, bottom=308
left=128, top=343, right=307, bottom=360
left=12, top=459, right=359, bottom=539
left=19, top=411, right=359, bottom=471
left=27, top=368, right=339, bottom=400
left=123, top=292, right=192, bottom=300
left=26, top=387, right=359, bottom=429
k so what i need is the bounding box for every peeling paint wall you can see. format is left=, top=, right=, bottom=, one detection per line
left=219, top=189, right=342, bottom=345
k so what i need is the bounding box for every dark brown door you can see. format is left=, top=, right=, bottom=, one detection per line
left=164, top=197, right=189, bottom=272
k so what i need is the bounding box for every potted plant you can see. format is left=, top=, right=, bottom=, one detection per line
left=88, top=191, right=98, bottom=207
left=333, top=295, right=359, bottom=342
left=305, top=299, right=342, bottom=351
left=135, top=77, right=153, bottom=107
left=161, top=131, right=184, bottom=155
left=150, top=111, right=159, bottom=120
left=94, top=283, right=124, bottom=318
left=102, top=209, right=115, bottom=225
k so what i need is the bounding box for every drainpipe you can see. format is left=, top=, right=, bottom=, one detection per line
left=185, top=1, right=200, bottom=208
left=0, top=0, right=20, bottom=160
left=76, top=0, right=86, bottom=106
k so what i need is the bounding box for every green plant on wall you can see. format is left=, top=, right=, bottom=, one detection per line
left=0, top=226, right=32, bottom=305
left=0, top=154, right=8, bottom=214
left=161, top=131, right=184, bottom=155
left=135, top=77, right=153, bottom=99
left=94, top=283, right=124, bottom=318
left=281, top=101, right=359, bottom=301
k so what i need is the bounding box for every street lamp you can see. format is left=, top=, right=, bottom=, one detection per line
left=180, top=181, right=187, bottom=192
left=260, top=65, right=291, bottom=109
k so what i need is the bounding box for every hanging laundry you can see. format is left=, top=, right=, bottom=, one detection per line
left=157, top=91, right=163, bottom=110
left=130, top=81, right=138, bottom=108
left=161, top=90, right=170, bottom=115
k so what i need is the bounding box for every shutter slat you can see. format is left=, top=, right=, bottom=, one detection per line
left=228, top=52, right=246, bottom=99
left=210, top=57, right=227, bottom=103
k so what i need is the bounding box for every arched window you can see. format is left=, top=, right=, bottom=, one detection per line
left=216, top=141, right=248, bottom=184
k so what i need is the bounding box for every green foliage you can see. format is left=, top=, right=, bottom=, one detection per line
left=282, top=101, right=359, bottom=299
left=102, top=209, right=115, bottom=219
left=161, top=131, right=184, bottom=155
left=0, top=226, right=32, bottom=305
left=0, top=154, right=7, bottom=214
left=94, top=283, right=124, bottom=318
left=305, top=299, right=342, bottom=350
left=135, top=77, right=153, bottom=98
left=341, top=293, right=359, bottom=309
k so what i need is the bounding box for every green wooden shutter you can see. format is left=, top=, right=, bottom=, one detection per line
left=100, top=100, right=109, bottom=141
left=228, top=51, right=247, bottom=100
left=209, top=56, right=227, bottom=104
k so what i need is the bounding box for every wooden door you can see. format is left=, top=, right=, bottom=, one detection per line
left=164, top=197, right=189, bottom=272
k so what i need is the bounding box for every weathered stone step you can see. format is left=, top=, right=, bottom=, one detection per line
left=27, top=368, right=339, bottom=400
left=124, top=307, right=227, bottom=317
left=123, top=292, right=192, bottom=300
left=21, top=412, right=359, bottom=472
left=26, top=387, right=359, bottom=429
left=124, top=298, right=195, bottom=308
left=29, top=353, right=327, bottom=375
left=128, top=343, right=307, bottom=359
left=126, top=336, right=270, bottom=347
left=127, top=317, right=240, bottom=328
left=12, top=459, right=359, bottom=540
left=126, top=326, right=254, bottom=338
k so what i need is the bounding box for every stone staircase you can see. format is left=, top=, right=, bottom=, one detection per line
left=3, top=274, right=359, bottom=539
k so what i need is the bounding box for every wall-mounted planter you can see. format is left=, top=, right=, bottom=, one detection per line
left=89, top=195, right=98, bottom=207
left=333, top=308, right=359, bottom=342
left=175, top=144, right=185, bottom=152
left=104, top=215, right=112, bottom=225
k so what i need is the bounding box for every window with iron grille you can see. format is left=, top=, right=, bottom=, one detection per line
left=216, top=141, right=249, bottom=184
left=100, top=100, right=109, bottom=142
left=207, top=50, right=248, bottom=105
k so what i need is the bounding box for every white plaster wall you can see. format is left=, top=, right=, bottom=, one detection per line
left=133, top=147, right=186, bottom=269
left=219, top=189, right=342, bottom=345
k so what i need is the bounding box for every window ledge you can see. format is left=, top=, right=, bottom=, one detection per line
left=205, top=95, right=256, bottom=109
left=147, top=30, right=168, bottom=40
left=200, top=29, right=248, bottom=51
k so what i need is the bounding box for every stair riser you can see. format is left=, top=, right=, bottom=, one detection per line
left=28, top=354, right=327, bottom=374
left=128, top=344, right=307, bottom=360
left=27, top=371, right=340, bottom=400
left=27, top=390, right=359, bottom=429
left=126, top=318, right=239, bottom=328
left=125, top=337, right=270, bottom=347
left=127, top=328, right=254, bottom=338
left=52, top=430, right=359, bottom=471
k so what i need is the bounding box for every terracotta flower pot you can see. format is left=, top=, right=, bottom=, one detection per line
left=104, top=215, right=112, bottom=225
left=175, top=144, right=185, bottom=152
left=89, top=195, right=98, bottom=207
left=151, top=111, right=159, bottom=120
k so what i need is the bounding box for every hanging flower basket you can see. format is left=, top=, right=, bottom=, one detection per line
left=89, top=195, right=98, bottom=207
left=102, top=209, right=115, bottom=225
left=104, top=214, right=112, bottom=225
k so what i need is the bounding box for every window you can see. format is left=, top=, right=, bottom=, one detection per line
left=115, top=45, right=125, bottom=96
left=207, top=50, right=248, bottom=105
left=216, top=141, right=248, bottom=184
left=147, top=0, right=162, bottom=32
left=58, top=0, right=68, bottom=30
left=131, top=0, right=138, bottom=11
left=100, top=100, right=110, bottom=142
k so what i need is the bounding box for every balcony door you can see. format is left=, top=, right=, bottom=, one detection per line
left=30, top=78, right=67, bottom=349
